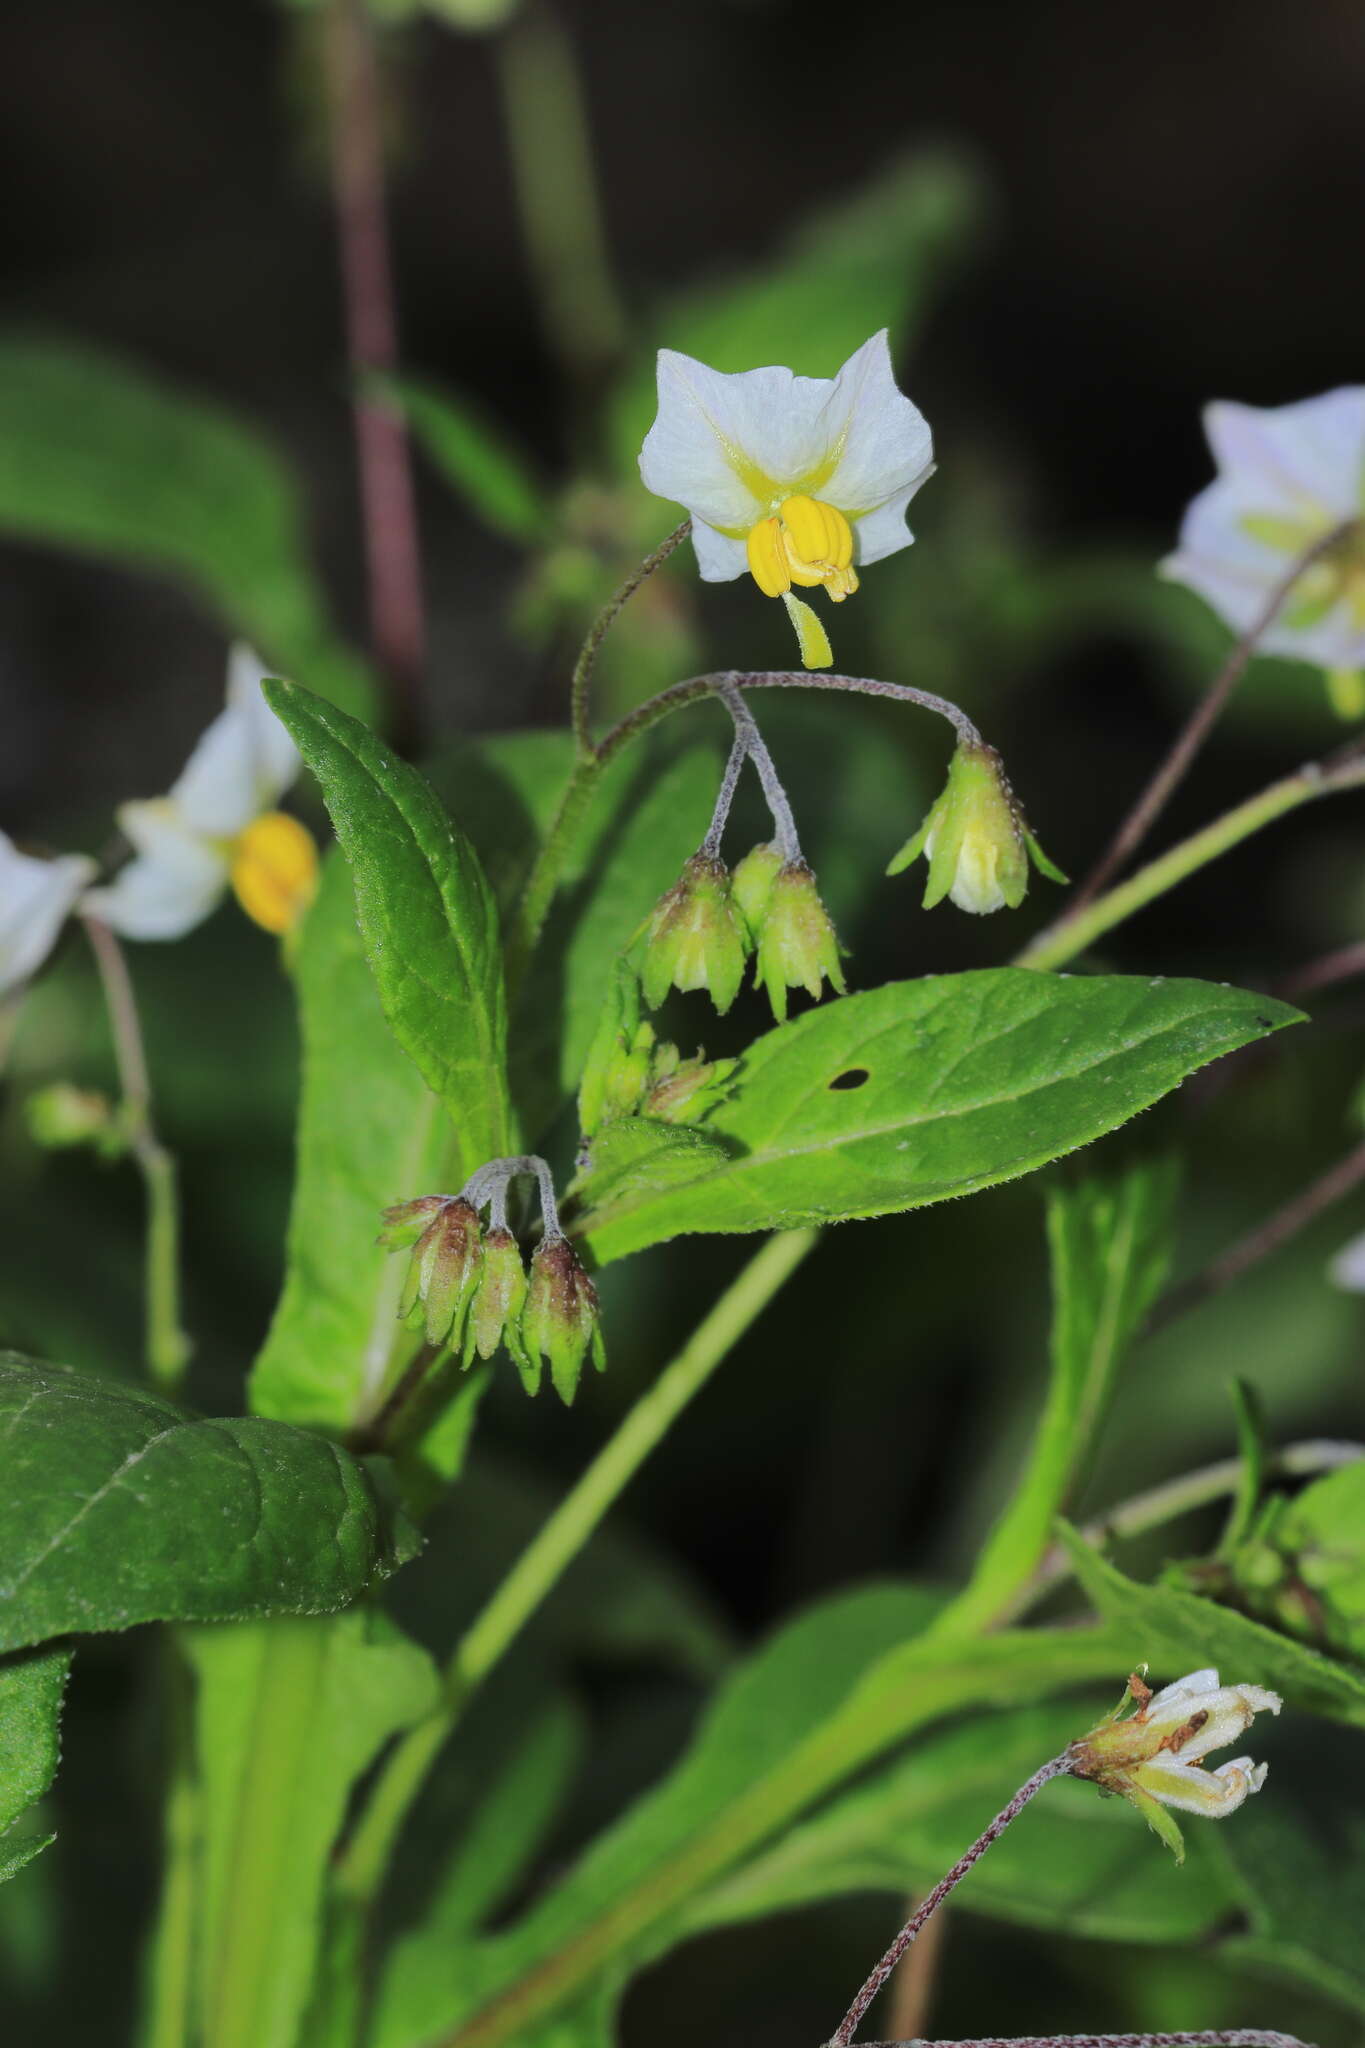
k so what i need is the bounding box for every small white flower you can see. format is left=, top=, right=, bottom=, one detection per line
left=0, top=834, right=97, bottom=996
left=1069, top=1666, right=1281, bottom=1861
left=1162, top=388, right=1365, bottom=707
left=639, top=331, right=933, bottom=666
left=82, top=645, right=316, bottom=940
left=1328, top=1228, right=1365, bottom=1291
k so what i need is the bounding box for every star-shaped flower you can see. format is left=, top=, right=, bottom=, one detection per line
left=83, top=645, right=317, bottom=940
left=1162, top=388, right=1365, bottom=713
left=639, top=331, right=933, bottom=666
left=0, top=834, right=97, bottom=997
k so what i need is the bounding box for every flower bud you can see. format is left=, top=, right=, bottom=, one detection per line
left=465, top=1225, right=530, bottom=1375
left=887, top=741, right=1064, bottom=915
left=642, top=1049, right=739, bottom=1124
left=641, top=855, right=749, bottom=1016
left=730, top=841, right=784, bottom=945
left=25, top=1083, right=123, bottom=1159
left=751, top=859, right=845, bottom=1023
left=386, top=1196, right=484, bottom=1350
left=519, top=1236, right=605, bottom=1404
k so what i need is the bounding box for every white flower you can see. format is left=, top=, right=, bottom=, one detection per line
left=82, top=645, right=316, bottom=941
left=1069, top=1666, right=1281, bottom=1861
left=1329, top=1228, right=1365, bottom=1291
left=0, top=834, right=97, bottom=996
left=639, top=331, right=933, bottom=665
left=1162, top=388, right=1365, bottom=703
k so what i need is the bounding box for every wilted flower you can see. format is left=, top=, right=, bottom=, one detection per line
left=639, top=331, right=933, bottom=666
left=888, top=741, right=1063, bottom=915
left=748, top=858, right=845, bottom=1023
left=0, top=832, right=97, bottom=996
left=521, top=1236, right=605, bottom=1404
left=1162, top=389, right=1365, bottom=713
left=641, top=854, right=749, bottom=1015
left=83, top=644, right=318, bottom=940
left=1068, top=1667, right=1281, bottom=1861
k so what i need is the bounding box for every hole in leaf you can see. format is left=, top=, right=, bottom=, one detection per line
left=828, top=1068, right=869, bottom=1091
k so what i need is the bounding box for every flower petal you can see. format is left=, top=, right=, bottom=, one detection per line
left=171, top=644, right=301, bottom=837
left=1329, top=1228, right=1365, bottom=1290
left=1148, top=1668, right=1221, bottom=1710
left=819, top=330, right=934, bottom=520
left=1136, top=1754, right=1268, bottom=1817
left=0, top=835, right=97, bottom=995
left=82, top=800, right=228, bottom=940
left=852, top=483, right=928, bottom=568
left=689, top=517, right=750, bottom=585
left=1206, top=389, right=1365, bottom=519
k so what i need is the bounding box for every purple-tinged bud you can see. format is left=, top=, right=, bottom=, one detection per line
left=466, top=1225, right=530, bottom=1374
left=419, top=1198, right=485, bottom=1349
left=519, top=1236, right=605, bottom=1404
left=376, top=1194, right=451, bottom=1250
left=641, top=855, right=749, bottom=1017
left=752, top=859, right=846, bottom=1023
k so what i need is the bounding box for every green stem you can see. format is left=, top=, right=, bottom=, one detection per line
left=139, top=1647, right=200, bottom=2048
left=1016, top=755, right=1365, bottom=972
left=494, top=0, right=627, bottom=388
left=82, top=916, right=190, bottom=1391
left=334, top=1226, right=818, bottom=1905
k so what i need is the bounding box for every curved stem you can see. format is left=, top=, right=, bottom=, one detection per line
left=570, top=518, right=691, bottom=754
left=715, top=683, right=803, bottom=860
left=1016, top=755, right=1365, bottom=972
left=334, top=1226, right=818, bottom=1906
left=844, top=2034, right=1313, bottom=2047
left=827, top=1757, right=1071, bottom=2047
left=82, top=917, right=190, bottom=1391
left=1068, top=521, right=1358, bottom=915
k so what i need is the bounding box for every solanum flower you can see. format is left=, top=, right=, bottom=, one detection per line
left=0, top=833, right=97, bottom=996
left=1068, top=1667, right=1281, bottom=1861
left=83, top=646, right=317, bottom=940
left=639, top=330, right=933, bottom=666
left=1162, top=388, right=1365, bottom=714
left=887, top=741, right=1063, bottom=914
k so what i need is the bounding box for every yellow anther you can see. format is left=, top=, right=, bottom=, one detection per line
left=779, top=495, right=854, bottom=571
left=746, top=517, right=792, bottom=598
left=229, top=812, right=319, bottom=935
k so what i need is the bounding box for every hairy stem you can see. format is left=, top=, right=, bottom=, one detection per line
left=570, top=518, right=691, bottom=754
left=1016, top=754, right=1365, bottom=972
left=715, top=682, right=803, bottom=859
left=827, top=1758, right=1071, bottom=2047
left=334, top=1227, right=818, bottom=1905
left=1067, top=522, right=1357, bottom=915
left=325, top=0, right=425, bottom=734
left=82, top=916, right=189, bottom=1391
left=842, top=2034, right=1314, bottom=2047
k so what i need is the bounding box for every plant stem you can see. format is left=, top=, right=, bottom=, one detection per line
left=1147, top=1136, right=1365, bottom=1333
left=140, top=1645, right=200, bottom=2048
left=334, top=1226, right=818, bottom=1905
left=570, top=519, right=691, bottom=754
left=494, top=0, right=628, bottom=389
left=1272, top=935, right=1365, bottom=1001
left=826, top=1757, right=1071, bottom=2047
left=715, top=682, right=803, bottom=859
left=82, top=917, right=190, bottom=1391
left=1015, top=755, right=1365, bottom=972
left=1005, top=1437, right=1363, bottom=1623
left=325, top=0, right=425, bottom=737
left=1067, top=522, right=1357, bottom=916
left=843, top=2034, right=1313, bottom=2047
left=883, top=1891, right=949, bottom=2045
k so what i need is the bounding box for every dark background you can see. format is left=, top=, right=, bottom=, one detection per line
left=1, top=2, right=1364, bottom=2043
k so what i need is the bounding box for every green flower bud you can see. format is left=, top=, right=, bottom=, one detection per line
left=752, top=860, right=846, bottom=1023
left=887, top=741, right=1065, bottom=914
left=386, top=1196, right=484, bottom=1349
left=25, top=1084, right=123, bottom=1159
left=465, top=1224, right=531, bottom=1375
left=376, top=1194, right=450, bottom=1250
left=641, top=855, right=749, bottom=1016
left=642, top=1050, right=739, bottom=1124
left=519, top=1236, right=605, bottom=1405
left=730, top=841, right=784, bottom=944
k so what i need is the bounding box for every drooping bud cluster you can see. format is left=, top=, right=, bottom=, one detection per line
left=1067, top=1667, right=1281, bottom=1863
left=377, top=1155, right=605, bottom=1404
left=887, top=741, right=1064, bottom=915
left=640, top=844, right=845, bottom=1025
left=579, top=960, right=737, bottom=1139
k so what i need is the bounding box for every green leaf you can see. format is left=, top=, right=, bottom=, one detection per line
left=186, top=1609, right=438, bottom=2048
left=0, top=1645, right=71, bottom=1886
left=264, top=682, right=511, bottom=1171
left=382, top=374, right=549, bottom=544
left=607, top=150, right=986, bottom=473
left=249, top=852, right=451, bottom=1438
left=570, top=1117, right=732, bottom=1210
left=1270, top=1460, right=1365, bottom=1659
left=575, top=972, right=1300, bottom=1263
left=690, top=1697, right=1237, bottom=1946
left=0, top=333, right=374, bottom=719
left=938, top=1155, right=1180, bottom=1635
left=1059, top=1523, right=1365, bottom=1722
left=0, top=1356, right=419, bottom=1654
left=370, top=1588, right=1133, bottom=2048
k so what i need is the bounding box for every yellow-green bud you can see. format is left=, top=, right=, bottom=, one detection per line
left=730, top=842, right=784, bottom=945
left=386, top=1196, right=484, bottom=1349
left=752, top=860, right=846, bottom=1023
left=25, top=1084, right=122, bottom=1158
left=642, top=1050, right=738, bottom=1123
left=641, top=855, right=749, bottom=1016
left=520, top=1236, right=605, bottom=1405
left=887, top=741, right=1064, bottom=914
left=465, top=1225, right=530, bottom=1375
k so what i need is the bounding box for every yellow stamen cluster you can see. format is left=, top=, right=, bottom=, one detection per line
left=229, top=811, right=319, bottom=935
left=746, top=494, right=859, bottom=603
